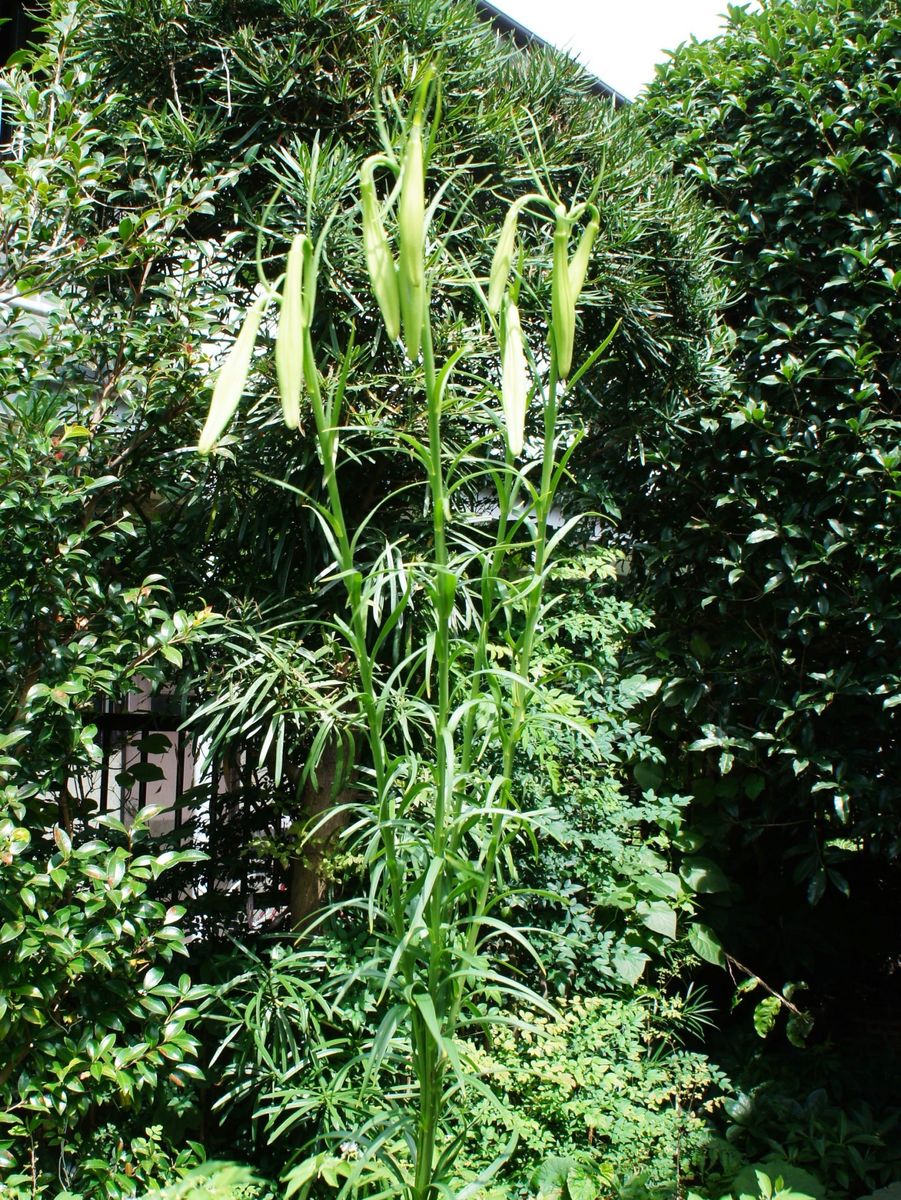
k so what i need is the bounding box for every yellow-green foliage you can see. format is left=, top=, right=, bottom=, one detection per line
left=459, top=994, right=727, bottom=1193
left=144, top=1162, right=268, bottom=1200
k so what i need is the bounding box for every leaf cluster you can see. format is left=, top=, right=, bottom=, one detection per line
left=0, top=806, right=207, bottom=1196
left=629, top=0, right=901, bottom=887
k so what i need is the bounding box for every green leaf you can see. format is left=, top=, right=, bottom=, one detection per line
left=637, top=871, right=681, bottom=900
left=633, top=761, right=664, bottom=792
left=753, top=995, right=782, bottom=1038
left=680, top=857, right=730, bottom=893
left=53, top=826, right=72, bottom=857
left=87, top=947, right=114, bottom=971
left=785, top=1010, right=814, bottom=1048
left=160, top=643, right=183, bottom=667
left=612, top=942, right=649, bottom=985
left=688, top=922, right=726, bottom=966
left=638, top=900, right=677, bottom=939
left=144, top=966, right=164, bottom=990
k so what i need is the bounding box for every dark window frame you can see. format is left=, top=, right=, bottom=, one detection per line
left=2, top=1, right=45, bottom=144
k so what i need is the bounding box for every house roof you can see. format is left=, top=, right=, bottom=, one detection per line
left=474, top=1, right=629, bottom=106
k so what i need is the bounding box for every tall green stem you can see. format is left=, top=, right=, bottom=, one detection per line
left=412, top=302, right=452, bottom=1200
left=302, top=328, right=404, bottom=933
left=450, top=357, right=560, bottom=1031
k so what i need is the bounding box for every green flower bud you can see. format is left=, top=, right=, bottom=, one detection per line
left=360, top=157, right=400, bottom=342
left=398, top=118, right=426, bottom=360
left=488, top=203, right=520, bottom=316
left=275, top=232, right=309, bottom=430
left=551, top=204, right=575, bottom=379
left=300, top=228, right=317, bottom=329
left=198, top=296, right=266, bottom=454
left=568, top=207, right=599, bottom=302
left=501, top=296, right=529, bottom=457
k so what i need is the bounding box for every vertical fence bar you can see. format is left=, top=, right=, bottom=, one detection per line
left=138, top=743, right=148, bottom=812
left=119, top=738, right=126, bottom=823
left=175, top=729, right=185, bottom=839
left=208, top=756, right=219, bottom=893
left=240, top=751, right=250, bottom=906
left=98, top=719, right=110, bottom=815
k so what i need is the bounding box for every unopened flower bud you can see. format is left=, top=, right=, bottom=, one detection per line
left=275, top=233, right=309, bottom=430
left=568, top=207, right=599, bottom=302
left=488, top=203, right=520, bottom=316
left=551, top=205, right=575, bottom=379
left=398, top=118, right=426, bottom=359
left=360, top=157, right=400, bottom=342
left=198, top=296, right=266, bottom=454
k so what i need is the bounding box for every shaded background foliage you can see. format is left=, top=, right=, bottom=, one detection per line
left=0, top=0, right=722, bottom=914
left=617, top=0, right=901, bottom=1037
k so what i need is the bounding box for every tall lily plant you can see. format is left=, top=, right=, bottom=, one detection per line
left=199, top=72, right=611, bottom=1200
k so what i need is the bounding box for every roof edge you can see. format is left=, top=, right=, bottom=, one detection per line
left=473, top=0, right=630, bottom=107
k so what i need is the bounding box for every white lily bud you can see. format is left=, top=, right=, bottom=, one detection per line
left=398, top=118, right=426, bottom=360
left=198, top=296, right=266, bottom=454
left=275, top=233, right=309, bottom=430
left=568, top=208, right=599, bottom=302
left=360, top=157, right=401, bottom=342
left=488, top=203, right=520, bottom=316
left=551, top=204, right=575, bottom=379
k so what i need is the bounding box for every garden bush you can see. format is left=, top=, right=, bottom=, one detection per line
left=628, top=0, right=901, bottom=928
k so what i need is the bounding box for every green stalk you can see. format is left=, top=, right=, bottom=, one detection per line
left=412, top=297, right=452, bottom=1200
left=411, top=1025, right=441, bottom=1200
left=421, top=305, right=451, bottom=837
left=512, top=355, right=559, bottom=714
left=449, top=354, right=560, bottom=1032
left=459, top=462, right=513, bottom=783
left=302, top=327, right=404, bottom=935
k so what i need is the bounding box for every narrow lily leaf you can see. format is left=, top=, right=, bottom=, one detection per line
left=300, top=231, right=316, bottom=327
left=360, top=157, right=400, bottom=341
left=501, top=297, right=529, bottom=457
left=486, top=192, right=544, bottom=315
left=198, top=296, right=266, bottom=454
left=362, top=1003, right=405, bottom=1088
left=412, top=992, right=464, bottom=1074
left=398, top=118, right=425, bottom=359
left=550, top=204, right=575, bottom=379
left=275, top=233, right=308, bottom=430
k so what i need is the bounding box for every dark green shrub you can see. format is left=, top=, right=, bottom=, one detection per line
left=0, top=806, right=206, bottom=1197
left=621, top=0, right=901, bottom=934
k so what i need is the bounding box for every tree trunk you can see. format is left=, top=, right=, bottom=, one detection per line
left=289, top=739, right=352, bottom=928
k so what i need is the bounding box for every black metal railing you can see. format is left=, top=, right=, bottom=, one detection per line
left=88, top=701, right=290, bottom=937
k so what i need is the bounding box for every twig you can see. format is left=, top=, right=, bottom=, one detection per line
left=169, top=61, right=184, bottom=120
left=726, top=952, right=804, bottom=1017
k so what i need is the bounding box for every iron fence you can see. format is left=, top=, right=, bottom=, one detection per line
left=87, top=697, right=290, bottom=937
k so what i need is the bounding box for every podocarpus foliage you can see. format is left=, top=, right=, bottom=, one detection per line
left=197, top=70, right=615, bottom=1200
